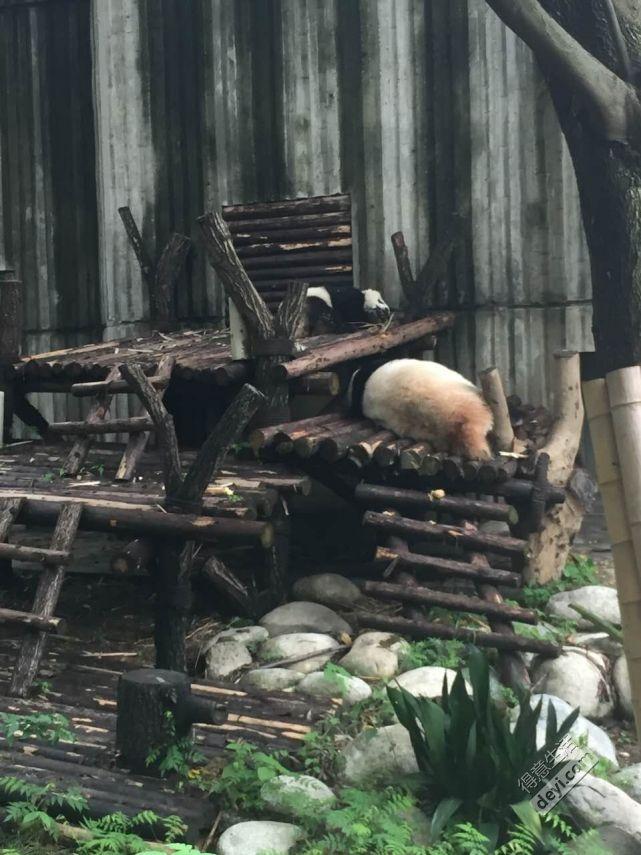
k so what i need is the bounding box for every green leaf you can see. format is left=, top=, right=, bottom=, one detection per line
left=430, top=797, right=463, bottom=842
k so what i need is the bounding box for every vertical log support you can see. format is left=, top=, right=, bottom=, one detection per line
left=120, top=363, right=265, bottom=671
left=198, top=212, right=307, bottom=425
left=584, top=377, right=641, bottom=736
left=479, top=367, right=515, bottom=452
left=0, top=270, right=22, bottom=442
left=525, top=351, right=584, bottom=583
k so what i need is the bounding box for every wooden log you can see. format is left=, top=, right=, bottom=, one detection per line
left=527, top=351, right=584, bottom=583
left=319, top=426, right=379, bottom=462
left=292, top=372, right=341, bottom=396
left=63, top=365, right=121, bottom=477
left=200, top=555, right=257, bottom=616
left=223, top=194, right=350, bottom=220
left=479, top=367, right=515, bottom=452
left=442, top=456, right=465, bottom=480
left=375, top=545, right=520, bottom=586
left=153, top=233, right=191, bottom=326
left=111, top=538, right=154, bottom=575
left=390, top=232, right=415, bottom=304
left=0, top=272, right=23, bottom=362
left=0, top=607, right=66, bottom=634
left=233, top=223, right=351, bottom=243
left=5, top=494, right=274, bottom=547
left=116, top=669, right=226, bottom=774
left=348, top=430, right=396, bottom=467
left=363, top=510, right=528, bottom=557
left=584, top=377, right=641, bottom=734
left=227, top=210, right=350, bottom=232
left=420, top=453, right=444, bottom=476
left=479, top=457, right=518, bottom=485
left=479, top=580, right=531, bottom=691
left=118, top=207, right=154, bottom=285
left=355, top=483, right=518, bottom=524
left=172, top=384, right=265, bottom=512
left=0, top=543, right=70, bottom=566
left=0, top=497, right=23, bottom=583
left=213, top=360, right=251, bottom=386
left=413, top=208, right=467, bottom=311
left=362, top=580, right=538, bottom=624
left=271, top=314, right=456, bottom=380
left=119, top=363, right=182, bottom=497
left=293, top=419, right=362, bottom=458
left=497, top=479, right=566, bottom=506
left=49, top=416, right=154, bottom=436
left=9, top=502, right=83, bottom=697
left=355, top=612, right=560, bottom=657
left=399, top=442, right=432, bottom=471
left=71, top=372, right=170, bottom=397
left=249, top=413, right=341, bottom=451
left=237, top=237, right=352, bottom=258
left=114, top=432, right=151, bottom=482
left=374, top=439, right=412, bottom=468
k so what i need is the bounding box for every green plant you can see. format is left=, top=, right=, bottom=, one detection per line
left=294, top=787, right=428, bottom=855
left=430, top=822, right=492, bottom=854
left=211, top=741, right=292, bottom=811
left=401, top=638, right=466, bottom=671
left=387, top=648, right=581, bottom=848
left=520, top=556, right=598, bottom=611
left=0, top=776, right=198, bottom=854
left=144, top=712, right=205, bottom=783
left=0, top=712, right=75, bottom=747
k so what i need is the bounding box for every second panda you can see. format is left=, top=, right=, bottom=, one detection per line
left=348, top=358, right=494, bottom=460
left=298, top=285, right=391, bottom=337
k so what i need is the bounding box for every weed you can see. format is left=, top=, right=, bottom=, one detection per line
left=0, top=712, right=75, bottom=747
left=401, top=638, right=466, bottom=671
left=210, top=742, right=291, bottom=811
left=520, top=556, right=598, bottom=611
left=145, top=712, right=205, bottom=785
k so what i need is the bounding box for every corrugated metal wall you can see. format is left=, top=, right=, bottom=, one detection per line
left=0, top=0, right=593, bottom=416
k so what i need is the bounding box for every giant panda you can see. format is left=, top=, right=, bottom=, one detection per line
left=298, top=285, right=391, bottom=337
left=347, top=358, right=493, bottom=460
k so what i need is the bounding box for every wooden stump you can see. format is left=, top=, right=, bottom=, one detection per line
left=116, top=669, right=226, bottom=774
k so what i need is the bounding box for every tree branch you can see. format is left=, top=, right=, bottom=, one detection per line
left=484, top=0, right=641, bottom=146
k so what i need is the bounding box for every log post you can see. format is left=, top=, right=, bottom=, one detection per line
left=584, top=377, right=641, bottom=735
left=525, top=351, right=584, bottom=583
left=479, top=367, right=515, bottom=452
left=116, top=669, right=226, bottom=774
left=118, top=366, right=265, bottom=671
left=198, top=211, right=306, bottom=424
left=0, top=270, right=22, bottom=442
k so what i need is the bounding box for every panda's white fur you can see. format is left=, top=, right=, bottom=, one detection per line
left=361, top=359, right=493, bottom=459
left=307, top=286, right=332, bottom=308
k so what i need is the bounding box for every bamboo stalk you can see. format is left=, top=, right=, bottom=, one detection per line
left=596, top=371, right=641, bottom=734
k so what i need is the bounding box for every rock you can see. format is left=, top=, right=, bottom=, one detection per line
left=292, top=574, right=363, bottom=609
left=613, top=655, right=634, bottom=719
left=391, top=666, right=469, bottom=700
left=218, top=820, right=302, bottom=855
left=260, top=774, right=336, bottom=818
left=260, top=602, right=352, bottom=638
left=515, top=694, right=618, bottom=766
left=297, top=670, right=371, bottom=706
left=547, top=586, right=621, bottom=628
left=204, top=640, right=252, bottom=680
left=568, top=632, right=623, bottom=659
left=565, top=774, right=641, bottom=854
left=339, top=631, right=408, bottom=680
left=210, top=625, right=269, bottom=648
left=531, top=650, right=614, bottom=721
left=341, top=724, right=419, bottom=786
left=613, top=764, right=641, bottom=802
left=340, top=645, right=398, bottom=679
left=479, top=520, right=511, bottom=536
left=257, top=633, right=340, bottom=674
left=240, top=668, right=303, bottom=692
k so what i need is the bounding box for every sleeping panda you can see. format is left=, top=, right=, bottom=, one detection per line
left=347, top=358, right=493, bottom=460
left=298, top=285, right=391, bottom=337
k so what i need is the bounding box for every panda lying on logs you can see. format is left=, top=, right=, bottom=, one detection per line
left=348, top=358, right=493, bottom=460
left=298, top=285, right=391, bottom=337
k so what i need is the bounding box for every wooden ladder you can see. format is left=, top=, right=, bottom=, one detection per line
left=47, top=355, right=174, bottom=482
left=0, top=499, right=83, bottom=697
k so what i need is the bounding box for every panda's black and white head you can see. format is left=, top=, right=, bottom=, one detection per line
left=329, top=286, right=391, bottom=328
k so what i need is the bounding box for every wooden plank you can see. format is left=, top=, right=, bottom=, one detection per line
left=222, top=194, right=350, bottom=220
left=63, top=366, right=120, bottom=476
left=0, top=607, right=66, bottom=634
left=9, top=503, right=83, bottom=697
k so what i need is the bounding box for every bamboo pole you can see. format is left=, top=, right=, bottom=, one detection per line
left=597, top=371, right=641, bottom=734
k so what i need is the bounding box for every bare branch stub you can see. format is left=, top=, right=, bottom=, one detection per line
left=118, top=207, right=155, bottom=286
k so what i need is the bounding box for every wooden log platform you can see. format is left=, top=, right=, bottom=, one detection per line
left=0, top=638, right=334, bottom=846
